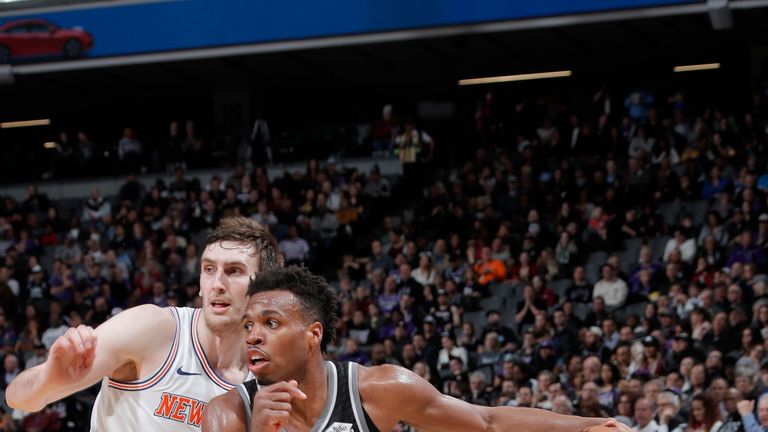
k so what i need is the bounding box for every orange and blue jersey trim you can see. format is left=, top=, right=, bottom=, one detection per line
left=107, top=307, right=181, bottom=391
left=191, top=309, right=236, bottom=391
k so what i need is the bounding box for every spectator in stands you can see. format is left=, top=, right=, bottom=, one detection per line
left=82, top=187, right=111, bottom=229
left=615, top=393, right=636, bottom=426
left=757, top=214, right=768, bottom=248
left=338, top=338, right=369, bottom=365
left=373, top=104, right=400, bottom=155
left=477, top=331, right=502, bottom=369
left=702, top=166, right=730, bottom=200
left=673, top=331, right=700, bottom=368
left=628, top=126, right=655, bottom=159
left=554, top=231, right=579, bottom=273
left=593, top=264, right=629, bottom=309
left=24, top=343, right=47, bottom=370
left=468, top=371, right=491, bottom=406
left=664, top=229, right=697, bottom=265
left=577, top=381, right=611, bottom=418
left=362, top=164, right=391, bottom=200
left=552, top=394, right=575, bottom=415
left=516, top=285, right=547, bottom=333
left=2, top=354, right=19, bottom=390
left=656, top=391, right=685, bottom=432
left=474, top=246, right=506, bottom=286
left=412, top=252, right=436, bottom=287
left=510, top=383, right=535, bottom=408
left=511, top=251, right=538, bottom=285
left=20, top=403, right=61, bottom=431
left=686, top=393, right=722, bottom=432
left=739, top=395, right=768, bottom=432
left=629, top=269, right=656, bottom=304
left=565, top=266, right=592, bottom=304
left=727, top=230, right=765, bottom=269
left=437, top=332, right=468, bottom=372
left=310, top=196, right=338, bottom=246
left=279, top=225, right=310, bottom=265
left=118, top=173, right=145, bottom=205
left=368, top=239, right=393, bottom=275
left=720, top=388, right=747, bottom=432
left=117, top=127, right=143, bottom=173
left=40, top=303, right=69, bottom=349
left=634, top=398, right=658, bottom=432
left=698, top=212, right=729, bottom=248
left=735, top=367, right=760, bottom=402
left=631, top=336, right=665, bottom=378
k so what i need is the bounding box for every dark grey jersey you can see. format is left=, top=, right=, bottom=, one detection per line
left=236, top=361, right=380, bottom=432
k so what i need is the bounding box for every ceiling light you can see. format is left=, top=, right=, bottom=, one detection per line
left=459, top=70, right=572, bottom=86
left=43, top=142, right=57, bottom=149
left=1, top=119, right=51, bottom=129
left=673, top=63, right=720, bottom=72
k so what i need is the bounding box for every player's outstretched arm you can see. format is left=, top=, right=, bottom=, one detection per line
left=7, top=304, right=174, bottom=412
left=359, top=364, right=632, bottom=432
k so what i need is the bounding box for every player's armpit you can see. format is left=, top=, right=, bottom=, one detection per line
left=201, top=390, right=248, bottom=432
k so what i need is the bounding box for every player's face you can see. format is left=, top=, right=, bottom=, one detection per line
left=242, top=290, right=317, bottom=384
left=199, top=241, right=260, bottom=333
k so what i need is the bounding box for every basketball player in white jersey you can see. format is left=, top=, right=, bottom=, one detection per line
left=7, top=217, right=282, bottom=431
left=202, top=266, right=632, bottom=432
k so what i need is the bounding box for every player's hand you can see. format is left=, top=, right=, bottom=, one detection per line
left=43, top=325, right=98, bottom=387
left=250, top=380, right=307, bottom=432
left=737, top=400, right=755, bottom=416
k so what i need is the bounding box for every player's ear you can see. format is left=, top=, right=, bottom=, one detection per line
left=308, top=322, right=323, bottom=346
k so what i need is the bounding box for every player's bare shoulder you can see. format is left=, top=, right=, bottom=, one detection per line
left=109, top=303, right=175, bottom=324
left=201, top=388, right=247, bottom=432
left=99, top=304, right=176, bottom=359
left=358, top=363, right=415, bottom=392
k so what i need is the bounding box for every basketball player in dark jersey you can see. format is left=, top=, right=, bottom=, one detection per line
left=202, top=267, right=631, bottom=432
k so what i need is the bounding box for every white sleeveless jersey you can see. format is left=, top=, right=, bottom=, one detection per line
left=90, top=307, right=249, bottom=431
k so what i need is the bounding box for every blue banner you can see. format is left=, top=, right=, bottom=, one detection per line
left=0, top=0, right=701, bottom=61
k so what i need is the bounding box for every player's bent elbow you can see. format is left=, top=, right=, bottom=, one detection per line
left=479, top=406, right=499, bottom=432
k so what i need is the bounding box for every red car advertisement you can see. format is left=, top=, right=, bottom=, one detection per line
left=0, top=19, right=93, bottom=63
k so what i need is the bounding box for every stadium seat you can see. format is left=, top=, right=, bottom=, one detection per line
left=572, top=303, right=590, bottom=322
left=623, top=238, right=643, bottom=254
left=659, top=201, right=681, bottom=227
left=549, top=279, right=570, bottom=299
left=463, top=310, right=488, bottom=333
left=479, top=296, right=505, bottom=311
left=488, top=282, right=517, bottom=300
left=618, top=247, right=640, bottom=275
left=683, top=199, right=710, bottom=226
left=650, top=235, right=671, bottom=262
left=584, top=251, right=607, bottom=283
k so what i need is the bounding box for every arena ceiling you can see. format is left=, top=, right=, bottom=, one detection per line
left=0, top=5, right=767, bottom=135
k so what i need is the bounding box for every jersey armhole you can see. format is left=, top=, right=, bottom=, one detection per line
left=236, top=384, right=252, bottom=428
left=349, top=363, right=378, bottom=432
left=107, top=307, right=181, bottom=391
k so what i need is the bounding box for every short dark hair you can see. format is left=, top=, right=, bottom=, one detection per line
left=247, top=266, right=338, bottom=352
left=205, top=217, right=283, bottom=271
